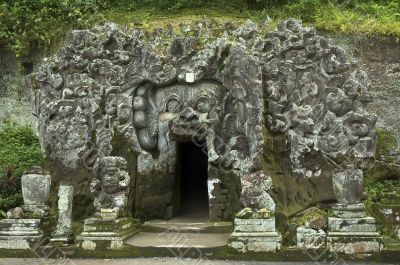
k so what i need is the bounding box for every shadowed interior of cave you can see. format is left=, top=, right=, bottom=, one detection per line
left=178, top=141, right=209, bottom=219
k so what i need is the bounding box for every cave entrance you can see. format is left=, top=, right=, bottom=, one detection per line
left=177, top=141, right=209, bottom=220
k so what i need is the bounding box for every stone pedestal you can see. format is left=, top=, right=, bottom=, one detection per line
left=77, top=217, right=138, bottom=250
left=327, top=204, right=383, bottom=254
left=0, top=219, right=43, bottom=249
left=229, top=218, right=281, bottom=253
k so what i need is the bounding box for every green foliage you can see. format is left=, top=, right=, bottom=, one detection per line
left=0, top=0, right=103, bottom=56
left=0, top=123, right=42, bottom=211
left=365, top=179, right=400, bottom=201
left=0, top=1, right=399, bottom=62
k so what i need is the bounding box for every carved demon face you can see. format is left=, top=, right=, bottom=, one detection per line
left=157, top=82, right=224, bottom=140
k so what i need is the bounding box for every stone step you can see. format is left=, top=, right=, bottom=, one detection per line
left=125, top=232, right=229, bottom=248
left=141, top=220, right=233, bottom=234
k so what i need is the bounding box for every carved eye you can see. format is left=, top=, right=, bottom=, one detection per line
left=166, top=98, right=180, bottom=113
left=196, top=97, right=211, bottom=113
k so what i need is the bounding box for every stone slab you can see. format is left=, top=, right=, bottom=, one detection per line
left=126, top=232, right=229, bottom=248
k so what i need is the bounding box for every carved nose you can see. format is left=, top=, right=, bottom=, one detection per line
left=178, top=107, right=198, bottom=122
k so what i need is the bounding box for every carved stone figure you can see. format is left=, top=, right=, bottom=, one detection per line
left=91, top=156, right=130, bottom=219
left=240, top=171, right=275, bottom=214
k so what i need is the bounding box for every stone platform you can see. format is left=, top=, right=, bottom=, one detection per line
left=0, top=219, right=43, bottom=249
left=77, top=217, right=138, bottom=250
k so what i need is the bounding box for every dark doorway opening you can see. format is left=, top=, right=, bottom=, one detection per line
left=178, top=142, right=209, bottom=219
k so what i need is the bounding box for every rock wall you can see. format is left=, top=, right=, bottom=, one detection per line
left=2, top=19, right=398, bottom=221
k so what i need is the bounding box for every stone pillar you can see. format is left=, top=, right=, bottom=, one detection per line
left=327, top=168, right=383, bottom=254
left=51, top=184, right=74, bottom=243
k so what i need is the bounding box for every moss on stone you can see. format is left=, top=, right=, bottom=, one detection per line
left=365, top=129, right=399, bottom=183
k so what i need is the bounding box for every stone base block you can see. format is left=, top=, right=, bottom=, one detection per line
left=327, top=232, right=383, bottom=254
left=329, top=217, right=377, bottom=233
left=296, top=227, right=326, bottom=249
left=229, top=231, right=282, bottom=253
left=0, top=219, right=43, bottom=249
left=77, top=217, right=138, bottom=250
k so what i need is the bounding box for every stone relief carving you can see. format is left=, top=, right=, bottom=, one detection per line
left=33, top=19, right=376, bottom=222
left=258, top=20, right=376, bottom=178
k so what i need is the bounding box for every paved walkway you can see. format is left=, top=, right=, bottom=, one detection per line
left=126, top=232, right=229, bottom=248
left=0, top=258, right=395, bottom=265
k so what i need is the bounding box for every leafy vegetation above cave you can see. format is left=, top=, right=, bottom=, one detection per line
left=0, top=0, right=399, bottom=56
left=0, top=123, right=42, bottom=213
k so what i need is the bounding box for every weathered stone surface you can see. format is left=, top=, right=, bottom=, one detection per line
left=296, top=226, right=326, bottom=249
left=327, top=204, right=382, bottom=253
left=240, top=171, right=275, bottom=213
left=6, top=207, right=23, bottom=219
left=229, top=231, right=281, bottom=253
left=328, top=217, right=377, bottom=233
left=77, top=217, right=137, bottom=250
left=234, top=218, right=276, bottom=232
left=230, top=218, right=281, bottom=253
left=332, top=167, right=363, bottom=205
left=0, top=219, right=43, bottom=249
left=91, top=156, right=130, bottom=218
left=51, top=184, right=74, bottom=242
left=327, top=232, right=383, bottom=254
left=21, top=167, right=51, bottom=214
left=332, top=203, right=366, bottom=218
left=33, top=19, right=377, bottom=223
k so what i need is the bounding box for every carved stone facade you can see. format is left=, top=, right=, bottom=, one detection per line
left=25, top=19, right=381, bottom=254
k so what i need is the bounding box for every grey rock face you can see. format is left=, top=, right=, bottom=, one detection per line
left=33, top=19, right=376, bottom=220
